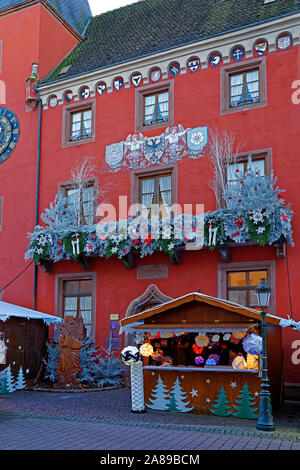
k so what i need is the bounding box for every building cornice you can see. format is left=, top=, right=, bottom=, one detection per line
left=38, top=11, right=300, bottom=109
left=0, top=0, right=83, bottom=41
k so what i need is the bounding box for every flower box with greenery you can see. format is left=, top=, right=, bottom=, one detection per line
left=25, top=157, right=294, bottom=265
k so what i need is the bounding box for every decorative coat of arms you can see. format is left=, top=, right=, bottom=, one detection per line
left=232, top=47, right=245, bottom=62
left=188, top=59, right=200, bottom=72
left=114, top=78, right=124, bottom=91
left=254, top=41, right=268, bottom=56
left=105, top=142, right=124, bottom=168
left=277, top=34, right=292, bottom=50
left=144, top=135, right=165, bottom=165
left=169, top=63, right=180, bottom=77
left=97, top=83, right=106, bottom=95
left=209, top=53, right=222, bottom=66
left=80, top=87, right=90, bottom=100
left=104, top=125, right=209, bottom=171
left=151, top=69, right=161, bottom=82
left=132, top=74, right=142, bottom=87
left=124, top=133, right=144, bottom=167
left=187, top=127, right=208, bottom=152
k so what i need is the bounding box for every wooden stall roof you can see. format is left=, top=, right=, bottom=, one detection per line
left=120, top=292, right=282, bottom=329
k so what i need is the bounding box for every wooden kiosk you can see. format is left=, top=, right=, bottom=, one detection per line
left=120, top=292, right=284, bottom=418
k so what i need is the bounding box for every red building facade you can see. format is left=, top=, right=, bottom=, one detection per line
left=0, top=0, right=300, bottom=397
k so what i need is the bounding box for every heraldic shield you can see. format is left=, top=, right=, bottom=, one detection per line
left=187, top=126, right=208, bottom=152
left=105, top=142, right=124, bottom=168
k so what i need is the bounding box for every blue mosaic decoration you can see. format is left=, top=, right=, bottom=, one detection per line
left=232, top=47, right=245, bottom=61
left=0, top=107, right=20, bottom=164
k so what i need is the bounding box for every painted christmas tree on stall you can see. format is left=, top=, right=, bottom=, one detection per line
left=146, top=374, right=170, bottom=410
left=15, top=366, right=26, bottom=390
left=209, top=386, right=232, bottom=417
left=5, top=365, right=16, bottom=393
left=167, top=376, right=194, bottom=413
left=0, top=369, right=8, bottom=394
left=232, top=381, right=258, bottom=419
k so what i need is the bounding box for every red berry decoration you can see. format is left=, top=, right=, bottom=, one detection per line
left=240, top=180, right=244, bottom=184
left=228, top=196, right=232, bottom=200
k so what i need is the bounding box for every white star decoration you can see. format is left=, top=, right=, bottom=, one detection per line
left=190, top=389, right=198, bottom=397
left=206, top=379, right=210, bottom=384
left=230, top=381, right=237, bottom=388
left=255, top=391, right=259, bottom=396
left=25, top=369, right=29, bottom=374
left=206, top=398, right=211, bottom=403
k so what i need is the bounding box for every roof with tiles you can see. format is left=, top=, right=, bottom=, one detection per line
left=41, top=0, right=300, bottom=84
left=0, top=0, right=92, bottom=35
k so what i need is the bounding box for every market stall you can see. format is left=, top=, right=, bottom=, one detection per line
left=120, top=292, right=284, bottom=418
left=0, top=300, right=62, bottom=380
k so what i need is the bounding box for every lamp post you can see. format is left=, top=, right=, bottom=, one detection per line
left=255, top=278, right=275, bottom=432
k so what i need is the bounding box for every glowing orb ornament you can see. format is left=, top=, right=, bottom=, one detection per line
left=139, top=343, right=154, bottom=357
left=195, top=335, right=209, bottom=347
left=121, top=346, right=140, bottom=366
left=232, top=355, right=247, bottom=370
left=242, top=333, right=262, bottom=355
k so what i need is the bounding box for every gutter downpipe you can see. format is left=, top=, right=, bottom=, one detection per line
left=33, top=87, right=42, bottom=310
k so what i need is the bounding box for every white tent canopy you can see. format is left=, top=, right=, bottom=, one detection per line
left=0, top=301, right=62, bottom=326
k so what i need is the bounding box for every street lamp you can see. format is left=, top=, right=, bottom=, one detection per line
left=255, top=278, right=275, bottom=432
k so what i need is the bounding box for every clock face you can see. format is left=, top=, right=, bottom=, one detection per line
left=0, top=107, right=20, bottom=164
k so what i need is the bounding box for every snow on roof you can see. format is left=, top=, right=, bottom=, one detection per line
left=0, top=301, right=62, bottom=326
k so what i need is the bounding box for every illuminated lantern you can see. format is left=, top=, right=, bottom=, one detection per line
left=242, top=334, right=262, bottom=355
left=121, top=346, right=140, bottom=366
left=232, top=355, right=247, bottom=369
left=246, top=353, right=259, bottom=370
left=139, top=343, right=153, bottom=357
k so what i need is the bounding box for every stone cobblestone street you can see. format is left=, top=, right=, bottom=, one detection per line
left=0, top=387, right=299, bottom=452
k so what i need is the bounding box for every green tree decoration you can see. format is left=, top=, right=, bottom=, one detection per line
left=232, top=381, right=258, bottom=419
left=209, top=385, right=232, bottom=417
left=146, top=374, right=170, bottom=411
left=166, top=376, right=194, bottom=413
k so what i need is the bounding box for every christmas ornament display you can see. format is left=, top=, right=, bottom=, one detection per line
left=151, top=349, right=164, bottom=361
left=192, top=344, right=204, bottom=355
left=139, top=343, right=154, bottom=357
left=195, top=356, right=205, bottom=365
left=121, top=346, right=140, bottom=365
left=242, top=334, right=262, bottom=355
left=206, top=354, right=220, bottom=366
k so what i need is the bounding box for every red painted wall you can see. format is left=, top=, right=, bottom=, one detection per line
left=0, top=4, right=79, bottom=307
left=35, top=45, right=300, bottom=384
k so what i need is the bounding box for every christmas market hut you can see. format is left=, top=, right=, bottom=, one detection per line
left=120, top=292, right=284, bottom=418
left=0, top=301, right=62, bottom=380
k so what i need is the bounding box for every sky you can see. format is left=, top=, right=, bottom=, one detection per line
left=88, top=0, right=138, bottom=16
